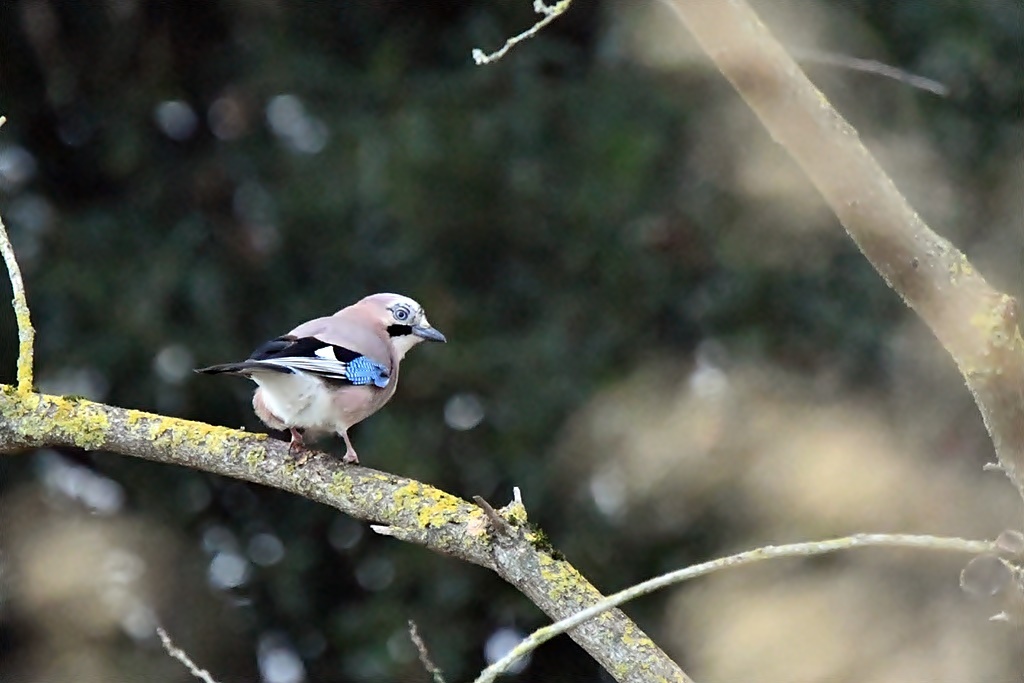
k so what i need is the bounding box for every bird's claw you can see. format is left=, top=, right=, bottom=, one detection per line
left=287, top=428, right=315, bottom=466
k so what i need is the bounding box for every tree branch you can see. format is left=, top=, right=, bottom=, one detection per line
left=475, top=533, right=995, bottom=682
left=0, top=172, right=689, bottom=681
left=668, top=0, right=1024, bottom=510
left=0, top=392, right=689, bottom=682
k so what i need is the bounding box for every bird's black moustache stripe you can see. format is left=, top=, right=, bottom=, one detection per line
left=387, top=324, right=413, bottom=337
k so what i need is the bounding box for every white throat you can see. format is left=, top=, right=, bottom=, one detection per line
left=390, top=334, right=421, bottom=360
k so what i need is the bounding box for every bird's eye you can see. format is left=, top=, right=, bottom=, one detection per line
left=393, top=305, right=411, bottom=322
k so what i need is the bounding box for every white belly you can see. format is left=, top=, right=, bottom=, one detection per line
left=253, top=371, right=344, bottom=433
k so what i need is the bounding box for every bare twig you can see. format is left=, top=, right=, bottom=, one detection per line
left=792, top=48, right=949, bottom=97
left=474, top=494, right=511, bottom=535
left=474, top=533, right=995, bottom=683
left=0, top=118, right=35, bottom=393
left=652, top=0, right=949, bottom=96
left=408, top=620, right=447, bottom=683
left=156, top=627, right=221, bottom=683
left=472, top=0, right=573, bottom=65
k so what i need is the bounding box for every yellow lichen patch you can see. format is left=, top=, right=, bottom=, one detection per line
left=3, top=393, right=113, bottom=450
left=392, top=481, right=468, bottom=528
left=244, top=446, right=268, bottom=469
left=125, top=409, right=149, bottom=427
left=0, top=390, right=46, bottom=442
left=538, top=552, right=587, bottom=603
left=144, top=415, right=254, bottom=456
left=55, top=395, right=109, bottom=448
left=610, top=635, right=680, bottom=683
left=148, top=416, right=182, bottom=443
left=620, top=620, right=657, bottom=648
left=329, top=470, right=355, bottom=498
left=523, top=528, right=555, bottom=556
left=504, top=501, right=529, bottom=526
left=182, top=421, right=246, bottom=455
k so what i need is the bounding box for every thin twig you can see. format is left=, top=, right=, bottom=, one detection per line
left=472, top=0, right=573, bottom=65
left=651, top=0, right=949, bottom=97
left=156, top=627, right=221, bottom=683
left=408, top=620, right=447, bottom=683
left=792, top=48, right=950, bottom=97
left=0, top=118, right=35, bottom=393
left=473, top=533, right=994, bottom=683
left=474, top=495, right=511, bottom=535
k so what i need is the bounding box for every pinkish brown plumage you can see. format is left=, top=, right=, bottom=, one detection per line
left=197, top=293, right=446, bottom=464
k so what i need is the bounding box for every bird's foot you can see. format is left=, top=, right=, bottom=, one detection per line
left=340, top=431, right=359, bottom=465
left=287, top=428, right=315, bottom=466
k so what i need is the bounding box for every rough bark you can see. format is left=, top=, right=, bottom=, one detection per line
left=0, top=389, right=691, bottom=683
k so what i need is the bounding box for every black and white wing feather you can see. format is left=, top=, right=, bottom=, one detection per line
left=196, top=336, right=391, bottom=388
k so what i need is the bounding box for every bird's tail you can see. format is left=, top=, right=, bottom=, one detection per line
left=194, top=361, right=291, bottom=376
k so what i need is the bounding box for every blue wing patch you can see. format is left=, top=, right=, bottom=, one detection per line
left=344, top=356, right=391, bottom=388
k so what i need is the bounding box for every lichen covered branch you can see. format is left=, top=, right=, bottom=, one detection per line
left=0, top=389, right=688, bottom=683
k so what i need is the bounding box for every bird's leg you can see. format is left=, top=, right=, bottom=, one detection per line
left=288, top=427, right=306, bottom=451
left=287, top=428, right=315, bottom=465
left=340, top=431, right=360, bottom=465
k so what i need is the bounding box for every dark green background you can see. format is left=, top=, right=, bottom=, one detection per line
left=1, top=2, right=1020, bottom=681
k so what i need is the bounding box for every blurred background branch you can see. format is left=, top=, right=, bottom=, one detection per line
left=472, top=0, right=573, bottom=65
left=157, top=626, right=222, bottom=683
left=479, top=532, right=997, bottom=682
left=408, top=620, right=447, bottom=683
left=669, top=0, right=1024, bottom=507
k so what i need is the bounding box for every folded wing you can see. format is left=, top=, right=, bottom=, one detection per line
left=196, top=335, right=391, bottom=388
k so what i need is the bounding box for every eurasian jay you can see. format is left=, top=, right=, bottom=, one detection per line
left=196, top=293, right=446, bottom=464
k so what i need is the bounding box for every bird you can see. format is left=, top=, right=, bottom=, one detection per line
left=195, top=293, right=446, bottom=464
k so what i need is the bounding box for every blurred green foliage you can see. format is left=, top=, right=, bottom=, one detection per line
left=0, top=1, right=1020, bottom=681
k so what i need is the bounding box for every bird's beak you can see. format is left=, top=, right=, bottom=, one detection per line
left=412, top=324, right=447, bottom=343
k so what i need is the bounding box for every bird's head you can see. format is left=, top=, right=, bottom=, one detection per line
left=355, top=293, right=447, bottom=359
